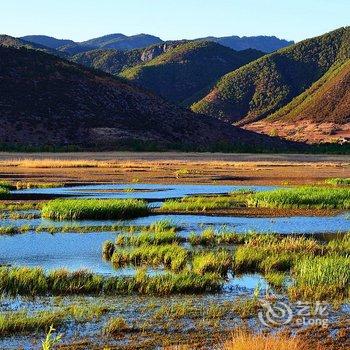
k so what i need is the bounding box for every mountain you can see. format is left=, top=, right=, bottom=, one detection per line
left=71, top=42, right=184, bottom=75
left=245, top=59, right=350, bottom=143
left=0, top=45, right=292, bottom=151
left=80, top=33, right=163, bottom=50
left=192, top=27, right=350, bottom=127
left=21, top=35, right=75, bottom=49
left=203, top=35, right=293, bottom=53
left=21, top=33, right=292, bottom=56
left=120, top=41, right=265, bottom=105
left=0, top=35, right=64, bottom=57
left=58, top=43, right=97, bottom=56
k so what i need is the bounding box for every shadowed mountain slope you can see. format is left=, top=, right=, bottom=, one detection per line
left=120, top=41, right=264, bottom=105
left=0, top=45, right=294, bottom=151
left=70, top=42, right=184, bottom=75
left=0, top=35, right=64, bottom=57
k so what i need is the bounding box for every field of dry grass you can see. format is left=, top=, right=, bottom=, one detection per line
left=0, top=152, right=348, bottom=186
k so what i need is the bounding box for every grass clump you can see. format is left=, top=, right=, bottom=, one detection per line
left=0, top=225, right=32, bottom=235
left=111, top=244, right=189, bottom=272
left=327, top=233, right=350, bottom=255
left=161, top=194, right=244, bottom=212
left=115, top=230, right=184, bottom=246
left=102, top=240, right=115, bottom=260
left=233, top=236, right=321, bottom=273
left=134, top=269, right=222, bottom=294
left=103, top=317, right=129, bottom=335
left=325, top=178, right=350, bottom=186
left=264, top=272, right=286, bottom=288
left=0, top=181, right=15, bottom=190
left=0, top=310, right=64, bottom=335
left=248, top=186, right=350, bottom=209
left=289, top=255, right=350, bottom=300
left=189, top=228, right=251, bottom=246
left=192, top=251, right=231, bottom=275
left=41, top=198, right=150, bottom=220
left=223, top=331, right=306, bottom=350
left=0, top=187, right=10, bottom=199
left=148, top=219, right=179, bottom=233
left=0, top=304, right=111, bottom=335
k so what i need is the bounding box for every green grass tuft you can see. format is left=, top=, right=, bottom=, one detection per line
left=41, top=198, right=150, bottom=220
left=289, top=255, right=350, bottom=301
left=325, top=178, right=350, bottom=186
left=0, top=266, right=222, bottom=296
left=248, top=187, right=350, bottom=209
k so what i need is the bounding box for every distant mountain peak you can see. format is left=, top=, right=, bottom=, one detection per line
left=20, top=35, right=75, bottom=49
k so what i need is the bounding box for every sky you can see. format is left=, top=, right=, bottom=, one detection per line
left=1, top=0, right=349, bottom=42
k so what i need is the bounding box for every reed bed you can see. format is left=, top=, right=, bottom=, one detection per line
left=248, top=187, right=350, bottom=209
left=0, top=266, right=222, bottom=296
left=161, top=186, right=350, bottom=212
left=233, top=236, right=322, bottom=273
left=41, top=198, right=150, bottom=220
left=327, top=233, right=350, bottom=254
left=289, top=255, right=350, bottom=300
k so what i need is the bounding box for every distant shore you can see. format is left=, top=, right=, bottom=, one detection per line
left=0, top=152, right=348, bottom=186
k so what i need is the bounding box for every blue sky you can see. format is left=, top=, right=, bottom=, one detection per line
left=1, top=0, right=349, bottom=42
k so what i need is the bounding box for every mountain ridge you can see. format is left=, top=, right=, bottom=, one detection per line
left=20, top=33, right=292, bottom=53
left=192, top=27, right=350, bottom=127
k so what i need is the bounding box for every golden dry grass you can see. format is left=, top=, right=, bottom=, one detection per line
left=223, top=331, right=314, bottom=350
left=0, top=153, right=348, bottom=185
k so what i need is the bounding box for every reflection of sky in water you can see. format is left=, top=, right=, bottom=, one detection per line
left=2, top=213, right=349, bottom=234
left=13, top=183, right=276, bottom=200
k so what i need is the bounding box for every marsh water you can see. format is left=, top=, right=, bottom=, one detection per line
left=0, top=184, right=349, bottom=349
left=1, top=184, right=350, bottom=274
